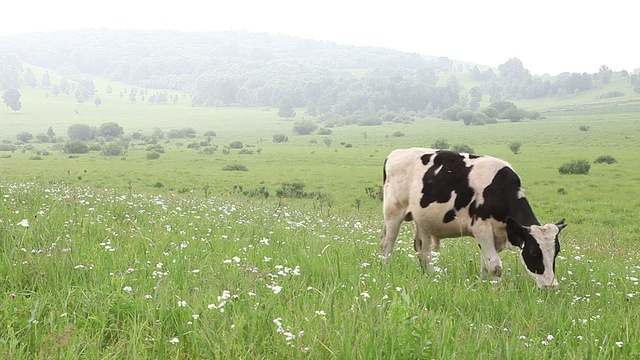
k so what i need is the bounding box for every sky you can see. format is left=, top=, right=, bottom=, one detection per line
left=1, top=0, right=637, bottom=76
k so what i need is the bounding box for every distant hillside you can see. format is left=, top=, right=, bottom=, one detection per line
left=1, top=29, right=639, bottom=122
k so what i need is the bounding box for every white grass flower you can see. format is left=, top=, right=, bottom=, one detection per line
left=17, top=219, right=29, bottom=227
left=177, top=300, right=187, bottom=307
left=616, top=341, right=623, bottom=348
left=123, top=286, right=132, bottom=292
left=169, top=337, right=179, bottom=344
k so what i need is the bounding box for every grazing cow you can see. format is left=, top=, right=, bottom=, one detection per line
left=380, top=148, right=566, bottom=290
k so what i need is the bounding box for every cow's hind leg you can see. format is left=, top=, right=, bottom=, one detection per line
left=380, top=211, right=404, bottom=264
left=414, top=223, right=433, bottom=270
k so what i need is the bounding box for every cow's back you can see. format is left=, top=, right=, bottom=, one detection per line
left=383, top=148, right=516, bottom=238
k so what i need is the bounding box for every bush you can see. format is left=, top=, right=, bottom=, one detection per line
left=432, top=139, right=449, bottom=149
left=229, top=141, right=244, bottom=149
left=391, top=131, right=405, bottom=137
left=203, top=130, right=217, bottom=137
left=598, top=91, right=624, bottom=99
left=594, top=155, right=617, bottom=164
left=222, top=164, right=248, bottom=171
left=63, top=140, right=90, bottom=154
left=579, top=125, right=590, bottom=131
left=273, top=134, right=289, bottom=143
left=452, top=144, right=475, bottom=154
left=559, top=159, right=590, bottom=174
left=146, top=151, right=161, bottom=160
left=0, top=144, right=17, bottom=152
left=317, top=128, right=332, bottom=135
left=508, top=141, right=522, bottom=154
left=293, top=120, right=318, bottom=135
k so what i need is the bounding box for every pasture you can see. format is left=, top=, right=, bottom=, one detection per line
left=1, top=80, right=640, bottom=358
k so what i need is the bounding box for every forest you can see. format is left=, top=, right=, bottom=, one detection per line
left=1, top=29, right=639, bottom=122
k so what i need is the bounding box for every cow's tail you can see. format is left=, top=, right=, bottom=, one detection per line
left=382, top=158, right=388, bottom=185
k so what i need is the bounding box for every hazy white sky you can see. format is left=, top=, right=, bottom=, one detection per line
left=2, top=0, right=637, bottom=75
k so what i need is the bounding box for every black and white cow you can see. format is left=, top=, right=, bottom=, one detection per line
left=380, top=148, right=566, bottom=290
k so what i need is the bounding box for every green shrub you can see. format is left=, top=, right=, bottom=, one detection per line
left=452, top=144, right=474, bottom=154
left=146, top=151, right=161, bottom=160
left=222, top=164, right=248, bottom=171
left=579, top=125, right=590, bottom=131
left=392, top=131, right=405, bottom=137
left=559, top=159, right=590, bottom=174
left=0, top=144, right=17, bottom=152
left=273, top=134, right=289, bottom=143
left=63, top=140, right=90, bottom=154
left=594, top=155, right=617, bottom=164
left=508, top=141, right=522, bottom=154
left=432, top=139, right=449, bottom=149
left=229, top=141, right=244, bottom=149
left=317, top=128, right=332, bottom=135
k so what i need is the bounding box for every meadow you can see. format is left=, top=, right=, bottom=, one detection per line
left=1, top=76, right=640, bottom=358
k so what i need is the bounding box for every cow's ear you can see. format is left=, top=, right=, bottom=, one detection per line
left=506, top=217, right=527, bottom=248
left=556, top=219, right=567, bottom=232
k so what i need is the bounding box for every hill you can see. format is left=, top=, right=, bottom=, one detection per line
left=1, top=29, right=640, bottom=122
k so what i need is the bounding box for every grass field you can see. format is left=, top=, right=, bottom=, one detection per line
left=1, top=73, right=640, bottom=358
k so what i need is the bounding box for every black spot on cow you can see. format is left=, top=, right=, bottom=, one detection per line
left=420, top=154, right=433, bottom=165
left=470, top=167, right=540, bottom=226
left=420, top=151, right=474, bottom=210
left=443, top=209, right=456, bottom=223
left=522, top=233, right=545, bottom=274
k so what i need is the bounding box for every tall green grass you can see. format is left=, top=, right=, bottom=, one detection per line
left=1, top=183, right=639, bottom=358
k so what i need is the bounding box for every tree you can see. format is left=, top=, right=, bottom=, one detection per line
left=278, top=97, right=296, bottom=118
left=42, top=71, right=51, bottom=87
left=16, top=131, right=33, bottom=143
left=2, top=89, right=22, bottom=111
left=94, top=98, right=102, bottom=106
left=98, top=122, right=124, bottom=139
left=67, top=123, right=96, bottom=141
left=292, top=120, right=317, bottom=135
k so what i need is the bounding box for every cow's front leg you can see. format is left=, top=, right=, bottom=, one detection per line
left=475, top=227, right=503, bottom=281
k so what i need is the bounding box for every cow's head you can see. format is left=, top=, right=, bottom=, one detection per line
left=506, top=217, right=567, bottom=290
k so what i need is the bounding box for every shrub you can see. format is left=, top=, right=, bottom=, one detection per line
left=317, top=128, right=332, bottom=135
left=293, top=120, right=317, bottom=135
left=146, top=144, right=165, bottom=153
left=203, top=130, right=217, bottom=137
left=16, top=131, right=33, bottom=143
left=452, top=144, right=475, bottom=154
left=432, top=139, right=449, bottom=149
left=594, top=155, right=617, bottom=164
left=508, top=141, right=522, bottom=154
left=391, top=131, right=405, bottom=137
left=63, top=140, right=90, bottom=154
left=273, top=134, right=289, bottom=143
left=559, top=159, right=590, bottom=174
left=0, top=144, right=17, bottom=152
left=146, top=151, right=161, bottom=160
left=238, top=149, right=254, bottom=155
left=229, top=141, right=244, bottom=149
left=579, top=125, right=590, bottom=131
left=598, top=91, right=624, bottom=99
left=276, top=182, right=310, bottom=198
left=102, top=143, right=126, bottom=156
left=222, top=164, right=248, bottom=171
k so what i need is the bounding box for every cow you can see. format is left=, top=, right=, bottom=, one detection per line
left=380, top=148, right=567, bottom=290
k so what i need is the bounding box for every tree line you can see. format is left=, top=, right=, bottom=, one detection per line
left=1, top=30, right=638, bottom=119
